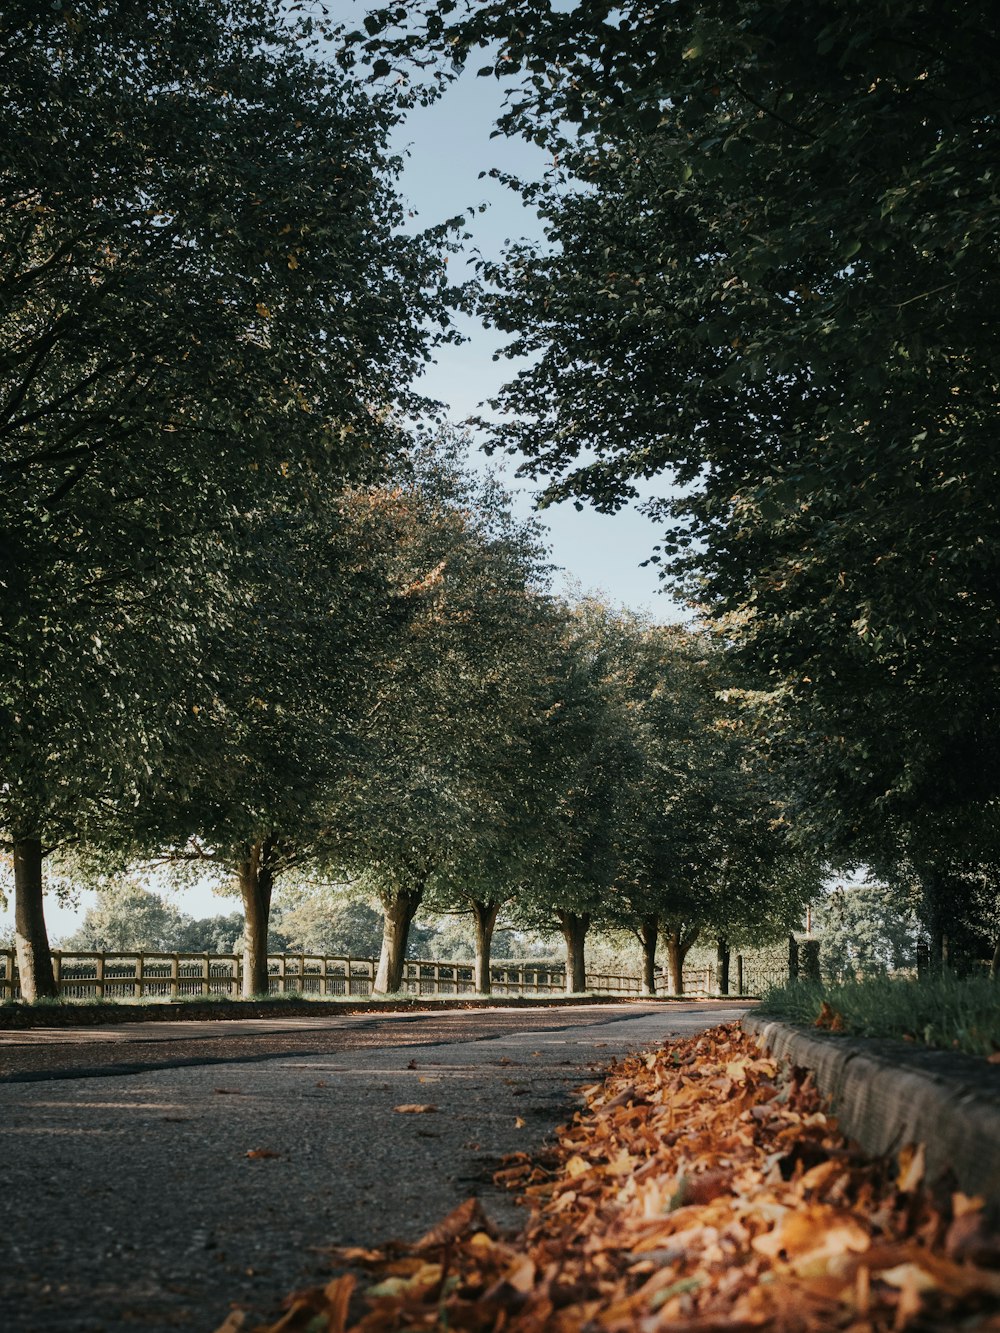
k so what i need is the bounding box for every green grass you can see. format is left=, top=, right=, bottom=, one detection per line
left=758, top=973, right=1000, bottom=1060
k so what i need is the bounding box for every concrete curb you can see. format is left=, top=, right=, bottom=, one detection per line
left=743, top=1013, right=1000, bottom=1206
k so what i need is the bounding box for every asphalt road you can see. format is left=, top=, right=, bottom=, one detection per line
left=0, top=1000, right=748, bottom=1332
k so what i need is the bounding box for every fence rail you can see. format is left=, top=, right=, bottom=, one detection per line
left=0, top=949, right=763, bottom=1002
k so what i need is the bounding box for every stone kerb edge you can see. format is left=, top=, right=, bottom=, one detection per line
left=742, top=1013, right=1000, bottom=1207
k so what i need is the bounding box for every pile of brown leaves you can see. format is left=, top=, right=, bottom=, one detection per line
left=223, top=1023, right=1000, bottom=1332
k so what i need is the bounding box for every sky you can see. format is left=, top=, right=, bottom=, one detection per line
left=1, top=18, right=686, bottom=944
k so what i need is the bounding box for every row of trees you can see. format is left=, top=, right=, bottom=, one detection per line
left=4, top=427, right=817, bottom=996
left=28, top=562, right=817, bottom=997
left=349, top=0, right=1000, bottom=968
left=0, top=0, right=457, bottom=999
left=1, top=0, right=818, bottom=1001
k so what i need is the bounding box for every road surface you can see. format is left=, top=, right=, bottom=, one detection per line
left=0, top=1000, right=748, bottom=1331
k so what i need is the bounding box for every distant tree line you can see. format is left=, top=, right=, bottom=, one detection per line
left=50, top=880, right=530, bottom=963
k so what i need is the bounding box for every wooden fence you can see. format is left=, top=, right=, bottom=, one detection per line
left=0, top=949, right=757, bottom=1002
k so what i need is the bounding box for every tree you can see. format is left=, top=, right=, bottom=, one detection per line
left=59, top=881, right=184, bottom=953
left=425, top=593, right=589, bottom=994
left=270, top=887, right=386, bottom=959
left=1, top=1, right=458, bottom=998
left=606, top=622, right=817, bottom=995
left=354, top=0, right=1000, bottom=907
left=812, top=879, right=923, bottom=983
left=502, top=600, right=642, bottom=995
left=320, top=441, right=554, bottom=994
left=608, top=621, right=719, bottom=995
left=127, top=489, right=417, bottom=997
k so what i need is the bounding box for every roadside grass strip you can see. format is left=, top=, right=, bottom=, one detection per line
left=759, top=975, right=1000, bottom=1060
left=220, top=1022, right=1000, bottom=1332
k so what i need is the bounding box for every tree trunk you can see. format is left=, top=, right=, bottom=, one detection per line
left=639, top=914, right=660, bottom=996
left=666, top=927, right=685, bottom=996
left=238, top=841, right=275, bottom=998
left=471, top=898, right=500, bottom=995
left=557, top=911, right=590, bottom=994
left=663, top=922, right=700, bottom=996
left=920, top=869, right=948, bottom=970
left=990, top=937, right=999, bottom=981
left=13, top=836, right=56, bottom=1002
left=374, top=888, right=424, bottom=995
left=716, top=936, right=731, bottom=995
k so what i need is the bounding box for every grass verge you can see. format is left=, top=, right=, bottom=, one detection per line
left=758, top=973, right=1000, bottom=1059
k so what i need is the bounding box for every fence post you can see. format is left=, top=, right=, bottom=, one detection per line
left=788, top=934, right=800, bottom=982
left=136, top=952, right=145, bottom=1000
left=95, top=953, right=105, bottom=1000
left=52, top=951, right=62, bottom=997
left=202, top=952, right=210, bottom=997
left=277, top=954, right=286, bottom=995
left=736, top=954, right=744, bottom=997
left=170, top=954, right=179, bottom=1000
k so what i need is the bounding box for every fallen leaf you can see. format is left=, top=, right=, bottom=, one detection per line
left=415, top=1197, right=495, bottom=1250
left=514, top=1116, right=526, bottom=1129
left=211, top=1312, right=246, bottom=1332
left=815, top=1000, right=846, bottom=1031
left=322, top=1273, right=355, bottom=1333
left=322, top=1246, right=386, bottom=1267
left=505, top=1254, right=536, bottom=1293
left=946, top=1211, right=1000, bottom=1265
left=393, top=1104, right=438, bottom=1114
left=877, top=1261, right=938, bottom=1292
left=952, top=1192, right=985, bottom=1217
left=897, top=1142, right=926, bottom=1193
left=246, top=1148, right=280, bottom=1160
